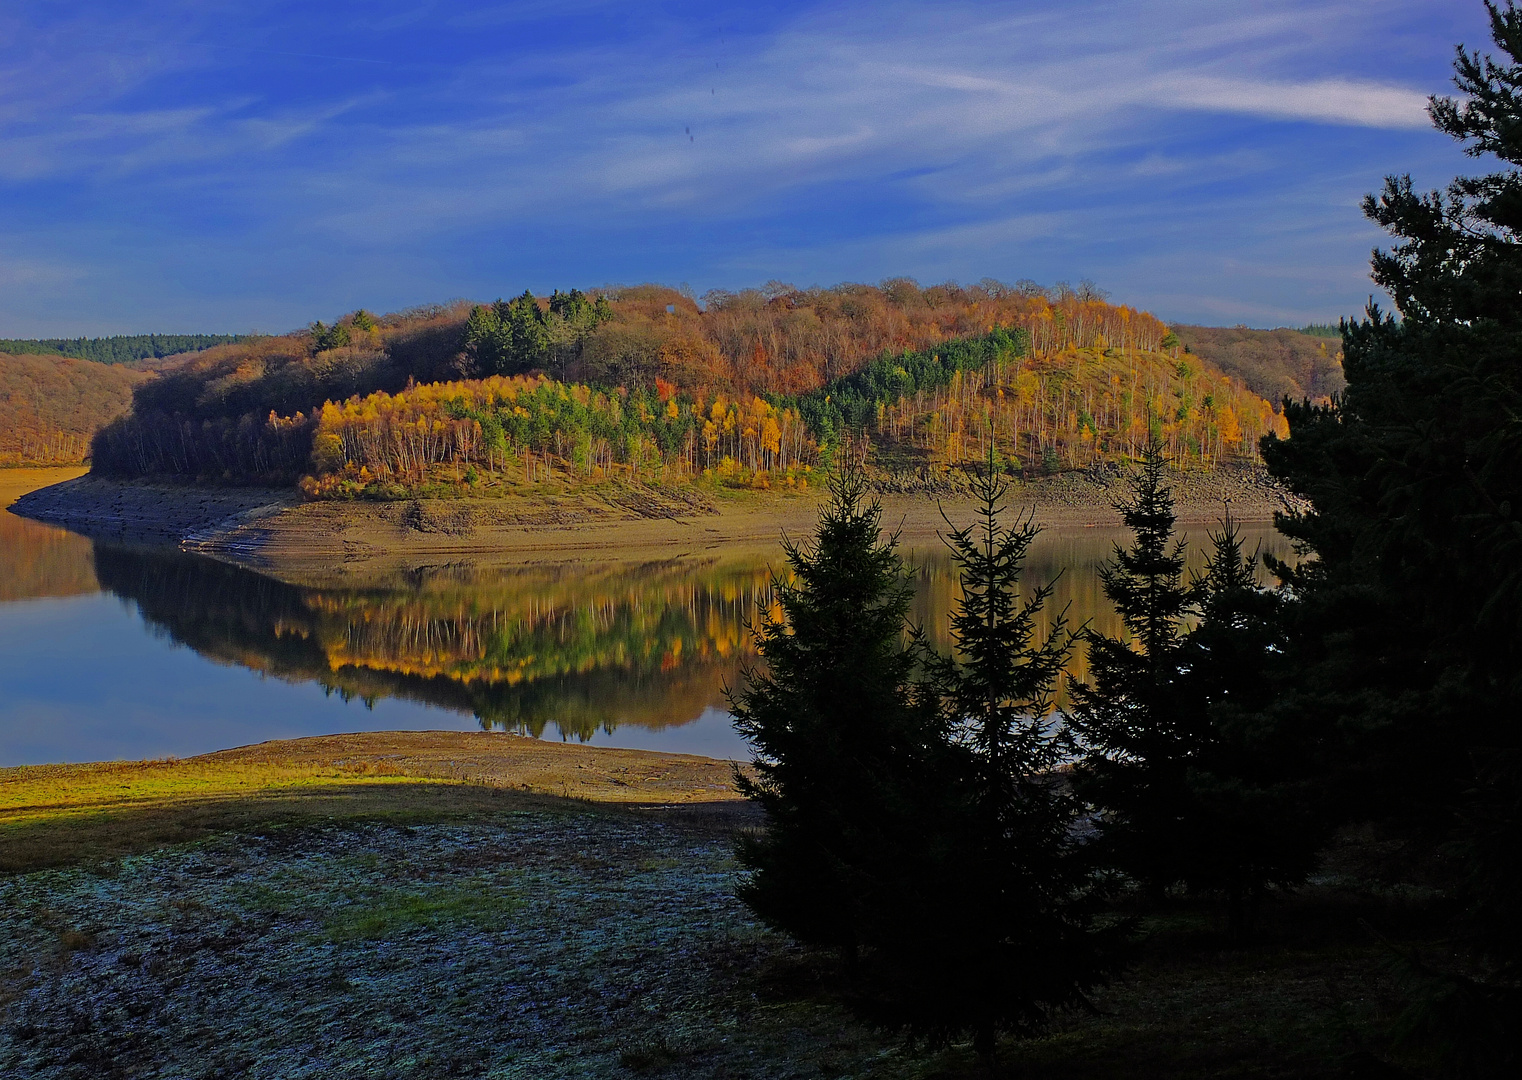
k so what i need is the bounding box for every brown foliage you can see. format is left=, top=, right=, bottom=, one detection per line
left=580, top=280, right=1173, bottom=398
left=88, top=283, right=1262, bottom=483
left=1172, top=325, right=1346, bottom=405
left=0, top=352, right=150, bottom=466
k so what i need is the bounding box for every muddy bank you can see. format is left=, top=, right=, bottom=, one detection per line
left=11, top=474, right=294, bottom=546
left=11, top=465, right=1303, bottom=584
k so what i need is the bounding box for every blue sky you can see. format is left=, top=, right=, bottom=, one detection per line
left=0, top=1, right=1491, bottom=336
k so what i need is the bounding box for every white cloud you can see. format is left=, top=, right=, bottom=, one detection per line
left=1158, top=76, right=1431, bottom=128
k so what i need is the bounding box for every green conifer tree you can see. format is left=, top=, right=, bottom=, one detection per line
left=888, top=457, right=1126, bottom=1057
left=1174, top=518, right=1327, bottom=935
left=729, top=459, right=947, bottom=959
left=498, top=291, right=551, bottom=372
left=1068, top=441, right=1196, bottom=894
left=1261, top=5, right=1522, bottom=1066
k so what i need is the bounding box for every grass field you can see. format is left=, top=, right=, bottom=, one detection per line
left=0, top=734, right=1440, bottom=1078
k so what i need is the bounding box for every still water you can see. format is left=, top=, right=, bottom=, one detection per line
left=0, top=474, right=1293, bottom=766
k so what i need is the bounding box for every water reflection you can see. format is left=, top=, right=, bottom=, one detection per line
left=92, top=547, right=773, bottom=741
left=85, top=522, right=1294, bottom=742
left=0, top=502, right=97, bottom=602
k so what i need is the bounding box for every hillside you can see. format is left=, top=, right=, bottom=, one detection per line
left=1171, top=324, right=1345, bottom=405
left=90, top=281, right=1285, bottom=489
left=0, top=352, right=151, bottom=466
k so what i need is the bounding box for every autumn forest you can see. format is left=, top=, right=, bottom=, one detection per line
left=45, top=279, right=1323, bottom=492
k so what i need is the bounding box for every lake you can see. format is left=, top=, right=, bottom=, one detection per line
left=0, top=470, right=1294, bottom=766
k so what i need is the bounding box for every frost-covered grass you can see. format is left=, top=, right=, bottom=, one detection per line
left=0, top=809, right=903, bottom=1079
left=0, top=747, right=1430, bottom=1078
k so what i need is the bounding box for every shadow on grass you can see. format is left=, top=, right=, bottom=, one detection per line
left=0, top=781, right=595, bottom=873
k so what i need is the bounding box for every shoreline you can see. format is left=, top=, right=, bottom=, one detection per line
left=11, top=464, right=1303, bottom=582
left=1, top=731, right=748, bottom=874
left=1, top=729, right=744, bottom=811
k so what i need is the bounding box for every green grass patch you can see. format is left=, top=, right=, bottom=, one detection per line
left=324, top=881, right=523, bottom=942
left=0, top=759, right=544, bottom=873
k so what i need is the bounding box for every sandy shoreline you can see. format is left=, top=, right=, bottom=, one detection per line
left=10, top=464, right=1302, bottom=582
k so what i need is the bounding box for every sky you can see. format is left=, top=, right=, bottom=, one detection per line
left=0, top=0, right=1495, bottom=336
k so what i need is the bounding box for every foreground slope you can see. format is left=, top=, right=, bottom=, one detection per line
left=0, top=731, right=1435, bottom=1079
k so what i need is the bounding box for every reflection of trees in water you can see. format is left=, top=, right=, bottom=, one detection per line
left=0, top=510, right=97, bottom=601
left=89, top=523, right=1294, bottom=741
left=303, top=561, right=774, bottom=690
left=910, top=524, right=1293, bottom=705
left=91, top=546, right=774, bottom=740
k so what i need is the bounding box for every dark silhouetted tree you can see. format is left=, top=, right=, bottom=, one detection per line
left=1262, top=3, right=1522, bottom=1068
left=1068, top=441, right=1195, bottom=894
left=889, top=458, right=1126, bottom=1057
left=1175, top=518, right=1327, bottom=935
left=729, top=458, right=947, bottom=961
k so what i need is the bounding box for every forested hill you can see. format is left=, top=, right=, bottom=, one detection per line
left=0, top=352, right=150, bottom=466
left=0, top=333, right=248, bottom=366
left=1171, top=324, right=1345, bottom=405
left=89, top=281, right=1285, bottom=489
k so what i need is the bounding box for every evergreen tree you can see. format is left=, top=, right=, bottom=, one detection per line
left=310, top=320, right=351, bottom=352
left=462, top=303, right=505, bottom=374
left=1261, top=4, right=1522, bottom=1065
left=729, top=459, right=948, bottom=960
left=894, top=458, right=1125, bottom=1056
left=498, top=291, right=551, bottom=372
left=733, top=454, right=1126, bottom=1061
left=545, top=289, right=614, bottom=377
left=464, top=292, right=552, bottom=375
left=1174, top=519, right=1327, bottom=935
left=1068, top=442, right=1195, bottom=893
left=1071, top=451, right=1326, bottom=933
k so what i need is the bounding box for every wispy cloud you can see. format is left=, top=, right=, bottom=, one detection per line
left=1158, top=76, right=1431, bottom=128
left=0, top=0, right=1488, bottom=332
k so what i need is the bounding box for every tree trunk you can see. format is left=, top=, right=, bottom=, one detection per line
left=973, top=1020, right=997, bottom=1065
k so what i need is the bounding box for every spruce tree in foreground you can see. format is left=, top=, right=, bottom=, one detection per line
left=1260, top=4, right=1522, bottom=1067
left=887, top=458, right=1125, bottom=1057
left=1068, top=442, right=1195, bottom=894
left=1071, top=449, right=1325, bottom=934
left=1176, top=517, right=1327, bottom=935
left=729, top=459, right=948, bottom=959
left=732, top=456, right=1124, bottom=1061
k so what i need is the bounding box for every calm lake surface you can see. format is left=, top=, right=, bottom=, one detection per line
left=0, top=474, right=1294, bottom=766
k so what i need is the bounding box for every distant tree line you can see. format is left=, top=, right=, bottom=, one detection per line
left=1172, top=324, right=1346, bottom=404
left=95, top=320, right=1277, bottom=489
left=0, top=333, right=247, bottom=366
left=795, top=327, right=1279, bottom=470
left=462, top=289, right=615, bottom=377
left=301, top=374, right=813, bottom=496
left=0, top=352, right=149, bottom=466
